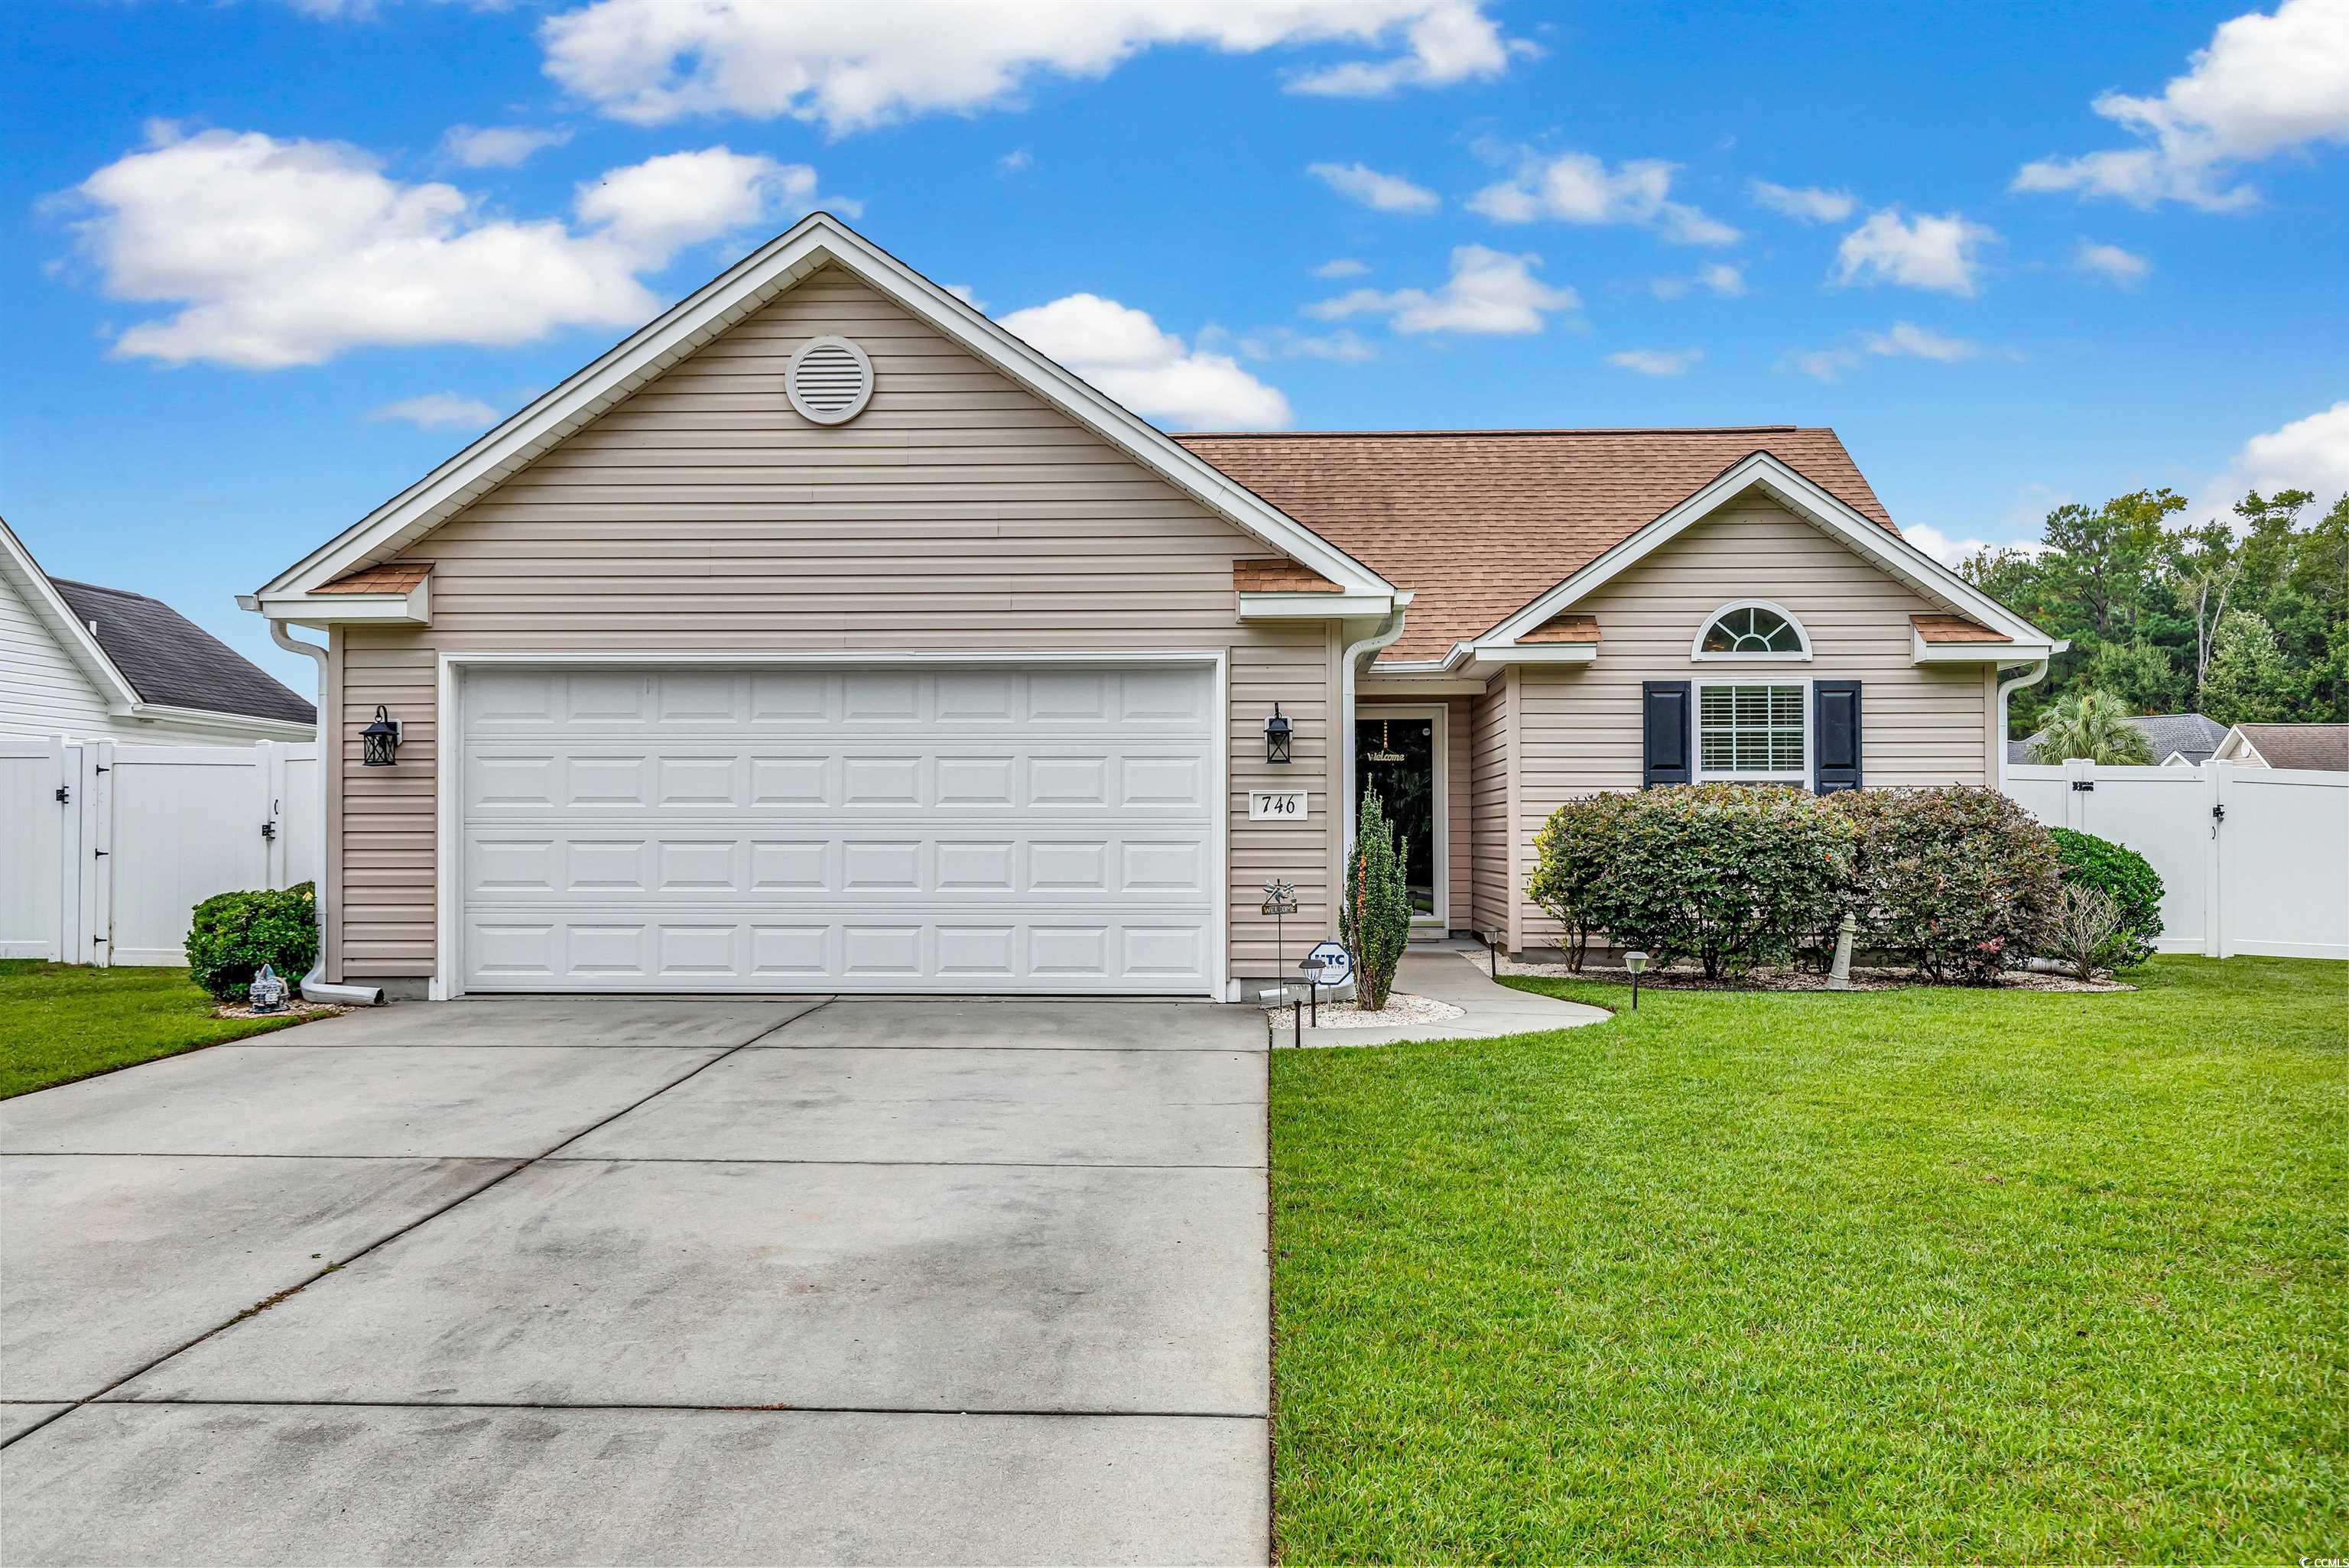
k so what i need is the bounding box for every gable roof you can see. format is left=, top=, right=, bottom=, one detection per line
left=254, top=213, right=1393, bottom=608
left=50, top=579, right=315, bottom=726
left=2009, top=711, right=2230, bottom=766
left=2224, top=722, right=2349, bottom=771
left=1174, top=427, right=1895, bottom=662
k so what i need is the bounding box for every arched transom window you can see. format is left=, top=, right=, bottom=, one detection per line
left=1694, top=601, right=1811, bottom=661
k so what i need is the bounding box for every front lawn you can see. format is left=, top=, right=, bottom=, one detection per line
left=1270, top=956, right=2347, bottom=1563
left=0, top=961, right=307, bottom=1099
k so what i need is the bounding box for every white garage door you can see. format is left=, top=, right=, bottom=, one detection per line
left=456, top=663, right=1220, bottom=995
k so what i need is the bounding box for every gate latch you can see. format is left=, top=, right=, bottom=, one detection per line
left=55, top=784, right=69, bottom=803
left=261, top=820, right=277, bottom=842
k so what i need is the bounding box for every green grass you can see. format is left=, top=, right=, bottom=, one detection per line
left=1270, top=957, right=2348, bottom=1563
left=0, top=960, right=309, bottom=1098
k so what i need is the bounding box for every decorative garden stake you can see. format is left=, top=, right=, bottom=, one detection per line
left=1826, top=913, right=1857, bottom=990
left=1623, top=950, right=1649, bottom=1011
left=1261, top=879, right=1300, bottom=1045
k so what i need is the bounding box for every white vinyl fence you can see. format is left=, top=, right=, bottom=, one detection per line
left=2, top=738, right=315, bottom=967
left=2007, top=759, right=2348, bottom=961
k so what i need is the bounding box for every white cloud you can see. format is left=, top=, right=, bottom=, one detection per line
left=1831, top=208, right=1998, bottom=295
left=2073, top=239, right=2152, bottom=285
left=438, top=123, right=572, bottom=168
left=997, top=148, right=1032, bottom=174
left=944, top=283, right=986, bottom=310
left=997, top=293, right=1291, bottom=430
left=1308, top=244, right=1578, bottom=334
left=1312, top=257, right=1369, bottom=278
left=67, top=125, right=822, bottom=368
left=539, top=0, right=1520, bottom=131
left=1606, top=347, right=1703, bottom=376
left=1902, top=523, right=2041, bottom=566
left=366, top=391, right=502, bottom=428
left=1307, top=161, right=1440, bottom=213
left=2202, top=400, right=2349, bottom=515
left=1468, top=149, right=1739, bottom=245
left=2013, top=0, right=2349, bottom=209
left=1785, top=320, right=2006, bottom=381
left=1650, top=261, right=1745, bottom=299
left=1746, top=179, right=1857, bottom=222
left=1229, top=326, right=1380, bottom=362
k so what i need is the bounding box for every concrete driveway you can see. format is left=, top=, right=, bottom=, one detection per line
left=0, top=997, right=1269, bottom=1566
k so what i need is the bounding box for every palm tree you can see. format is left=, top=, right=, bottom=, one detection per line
left=2030, top=688, right=2153, bottom=765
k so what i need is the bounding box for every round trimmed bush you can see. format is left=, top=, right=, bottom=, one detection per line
left=1827, top=787, right=2063, bottom=984
left=187, top=882, right=318, bottom=1004
left=2047, top=827, right=2163, bottom=969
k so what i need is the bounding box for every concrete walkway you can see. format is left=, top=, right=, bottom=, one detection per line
left=1293, top=944, right=1613, bottom=1047
left=0, top=997, right=1269, bottom=1566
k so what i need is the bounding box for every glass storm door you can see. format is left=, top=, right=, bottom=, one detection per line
left=1355, top=714, right=1439, bottom=920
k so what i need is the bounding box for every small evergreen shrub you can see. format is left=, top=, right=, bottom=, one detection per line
left=187, top=882, right=318, bottom=1004
left=2047, top=826, right=2164, bottom=969
left=1556, top=784, right=1855, bottom=981
left=1526, top=790, right=1635, bottom=971
left=1828, top=788, right=2063, bottom=984
left=1341, top=788, right=1414, bottom=1011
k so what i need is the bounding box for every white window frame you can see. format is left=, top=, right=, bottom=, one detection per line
left=1354, top=703, right=1447, bottom=928
left=1691, top=599, right=1813, bottom=662
left=1692, top=677, right=1813, bottom=785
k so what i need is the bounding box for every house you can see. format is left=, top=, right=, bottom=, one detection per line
left=2, top=518, right=316, bottom=744
left=243, top=214, right=2058, bottom=1002
left=2210, top=723, right=2349, bottom=771
left=2006, top=711, right=2230, bottom=768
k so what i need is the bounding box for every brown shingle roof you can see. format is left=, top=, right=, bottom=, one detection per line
left=2233, top=724, right=2349, bottom=771
left=317, top=561, right=431, bottom=594
left=1174, top=427, right=1895, bottom=662
left=1911, top=612, right=2009, bottom=644
left=1233, top=559, right=1343, bottom=593
left=1521, top=612, right=1600, bottom=644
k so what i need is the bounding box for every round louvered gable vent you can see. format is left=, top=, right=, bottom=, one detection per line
left=786, top=335, right=875, bottom=425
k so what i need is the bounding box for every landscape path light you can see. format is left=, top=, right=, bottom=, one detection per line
left=1624, top=950, right=1649, bottom=1011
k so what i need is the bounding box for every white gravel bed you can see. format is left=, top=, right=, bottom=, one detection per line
left=1265, top=992, right=1467, bottom=1030
left=1467, top=949, right=2131, bottom=993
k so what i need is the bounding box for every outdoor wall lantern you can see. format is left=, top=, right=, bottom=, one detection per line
left=360, top=705, right=402, bottom=768
left=1624, top=950, right=1650, bottom=1011
left=1265, top=703, right=1293, bottom=765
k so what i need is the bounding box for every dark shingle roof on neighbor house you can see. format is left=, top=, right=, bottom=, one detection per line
left=2229, top=723, right=2349, bottom=771
left=49, top=578, right=315, bottom=726
left=1175, top=427, right=1896, bottom=664
left=2008, top=712, right=2230, bottom=766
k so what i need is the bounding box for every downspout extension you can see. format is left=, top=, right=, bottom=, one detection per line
left=1338, top=605, right=1409, bottom=865
left=268, top=622, right=385, bottom=1008
left=1995, top=655, right=2054, bottom=792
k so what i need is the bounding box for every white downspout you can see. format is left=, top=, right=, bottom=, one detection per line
left=1995, top=655, right=2054, bottom=793
left=270, top=622, right=385, bottom=1007
left=1338, top=605, right=1408, bottom=863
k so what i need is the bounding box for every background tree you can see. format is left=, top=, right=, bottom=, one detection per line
left=2030, top=689, right=2154, bottom=764
left=2199, top=609, right=2300, bottom=726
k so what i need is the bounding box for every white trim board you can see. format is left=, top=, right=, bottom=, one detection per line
left=258, top=213, right=1396, bottom=612
left=429, top=649, right=1230, bottom=1003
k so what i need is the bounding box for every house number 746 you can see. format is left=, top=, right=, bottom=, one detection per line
left=1249, top=790, right=1308, bottom=820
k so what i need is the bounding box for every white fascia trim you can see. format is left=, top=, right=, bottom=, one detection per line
left=1, top=519, right=141, bottom=709
left=1238, top=592, right=1397, bottom=618
left=1913, top=628, right=2053, bottom=664
left=259, top=213, right=1392, bottom=601
left=1474, top=642, right=1597, bottom=665
left=252, top=581, right=431, bottom=625
left=122, top=703, right=317, bottom=741
left=1480, top=452, right=2053, bottom=650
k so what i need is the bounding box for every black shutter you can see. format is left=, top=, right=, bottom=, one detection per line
left=1814, top=680, right=1863, bottom=793
left=1642, top=681, right=1693, bottom=786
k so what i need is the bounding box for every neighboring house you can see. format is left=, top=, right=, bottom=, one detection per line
left=2, top=518, right=315, bottom=744
left=244, top=213, right=2058, bottom=1001
left=2210, top=723, right=2349, bottom=771
left=2006, top=712, right=2230, bottom=768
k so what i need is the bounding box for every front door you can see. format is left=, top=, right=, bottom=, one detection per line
left=1354, top=709, right=1444, bottom=924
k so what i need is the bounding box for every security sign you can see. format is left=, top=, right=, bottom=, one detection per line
left=1303, top=940, right=1352, bottom=989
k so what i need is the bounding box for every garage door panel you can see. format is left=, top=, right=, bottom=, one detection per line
left=460, top=664, right=1217, bottom=995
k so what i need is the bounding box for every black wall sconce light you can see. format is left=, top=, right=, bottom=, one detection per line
left=1265, top=703, right=1293, bottom=765
left=360, top=705, right=402, bottom=768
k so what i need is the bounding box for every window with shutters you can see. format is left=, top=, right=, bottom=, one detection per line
left=1694, top=681, right=1809, bottom=783
left=1693, top=601, right=1811, bottom=661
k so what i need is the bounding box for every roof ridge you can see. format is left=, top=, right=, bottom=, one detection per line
left=47, top=576, right=159, bottom=603
left=1174, top=425, right=1814, bottom=439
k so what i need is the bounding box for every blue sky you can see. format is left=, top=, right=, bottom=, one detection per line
left=5, top=0, right=2345, bottom=692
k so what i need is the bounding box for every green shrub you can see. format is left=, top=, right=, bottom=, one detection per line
left=1341, top=788, right=1413, bottom=1011
left=187, top=883, right=318, bottom=1004
left=1828, top=788, right=2063, bottom=984
left=1526, top=790, right=1636, bottom=971
left=1556, top=784, right=1856, bottom=981
left=2047, top=826, right=2164, bottom=969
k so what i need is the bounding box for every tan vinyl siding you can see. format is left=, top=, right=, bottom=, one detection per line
left=1470, top=676, right=1512, bottom=941
left=330, top=267, right=1336, bottom=986
left=1510, top=503, right=1997, bottom=946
